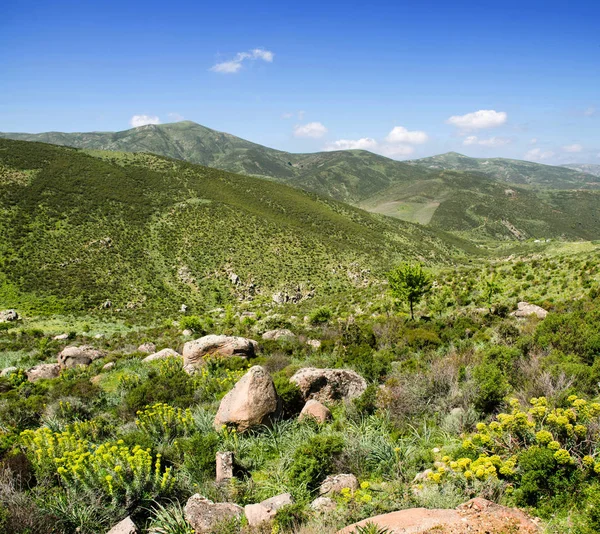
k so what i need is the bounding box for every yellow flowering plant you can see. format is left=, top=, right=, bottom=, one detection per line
left=136, top=402, right=193, bottom=441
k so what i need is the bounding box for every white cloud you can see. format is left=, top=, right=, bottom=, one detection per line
left=446, top=109, right=507, bottom=131
left=584, top=107, right=596, bottom=117
left=210, top=48, right=274, bottom=74
left=530, top=137, right=538, bottom=144
left=385, top=126, right=428, bottom=145
left=562, top=143, right=583, bottom=153
left=281, top=112, right=294, bottom=119
left=168, top=112, right=184, bottom=122
left=282, top=111, right=305, bottom=120
left=378, top=144, right=415, bottom=157
left=524, top=148, right=555, bottom=161
left=130, top=114, right=161, bottom=127
left=324, top=138, right=378, bottom=151
left=293, top=122, right=328, bottom=138
left=463, top=135, right=512, bottom=147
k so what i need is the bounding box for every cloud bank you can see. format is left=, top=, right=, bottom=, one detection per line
left=130, top=115, right=161, bottom=127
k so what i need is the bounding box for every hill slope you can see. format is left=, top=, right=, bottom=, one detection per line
left=561, top=163, right=600, bottom=177
left=0, top=139, right=468, bottom=314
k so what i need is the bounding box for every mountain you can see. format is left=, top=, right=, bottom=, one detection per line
left=0, top=139, right=468, bottom=314
left=407, top=152, right=600, bottom=189
left=561, top=163, right=600, bottom=177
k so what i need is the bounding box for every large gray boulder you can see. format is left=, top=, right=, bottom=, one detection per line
left=290, top=368, right=367, bottom=403
left=57, top=345, right=105, bottom=368
left=142, top=348, right=179, bottom=362
left=183, top=494, right=243, bottom=533
left=245, top=493, right=293, bottom=527
left=106, top=516, right=137, bottom=534
left=214, top=366, right=280, bottom=432
left=26, top=363, right=60, bottom=382
left=512, top=301, right=548, bottom=319
left=183, top=335, right=258, bottom=373
left=0, top=309, right=19, bottom=323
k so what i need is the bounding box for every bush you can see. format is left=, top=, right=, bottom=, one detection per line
left=288, top=434, right=344, bottom=490
left=472, top=363, right=509, bottom=414
left=273, top=373, right=304, bottom=418
left=309, top=306, right=333, bottom=325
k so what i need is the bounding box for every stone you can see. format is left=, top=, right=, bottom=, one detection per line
left=262, top=329, right=296, bottom=341
left=142, top=348, right=180, bottom=362
left=26, top=363, right=60, bottom=382
left=183, top=494, right=243, bottom=534
left=103, top=362, right=115, bottom=371
left=183, top=335, right=258, bottom=373
left=57, top=345, right=105, bottom=368
left=216, top=451, right=234, bottom=483
left=90, top=375, right=102, bottom=385
left=214, top=366, right=281, bottom=432
left=53, top=333, right=69, bottom=341
left=0, top=309, right=19, bottom=323
left=513, top=301, right=548, bottom=319
left=310, top=497, right=337, bottom=513
left=290, top=368, right=367, bottom=403
left=319, top=474, right=359, bottom=495
left=182, top=329, right=193, bottom=337
left=299, top=399, right=332, bottom=423
left=244, top=493, right=293, bottom=527
left=0, top=366, right=17, bottom=377
left=137, top=342, right=156, bottom=353
left=306, top=339, right=321, bottom=349
left=107, top=516, right=138, bottom=534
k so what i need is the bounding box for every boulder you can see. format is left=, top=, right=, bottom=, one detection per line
left=183, top=335, right=258, bottom=373
left=245, top=493, right=293, bottom=527
left=183, top=494, right=243, bottom=534
left=216, top=451, right=234, bottom=483
left=262, top=329, right=296, bottom=341
left=299, top=399, right=332, bottom=423
left=337, top=497, right=541, bottom=533
left=90, top=375, right=102, bottom=386
left=137, top=342, right=156, bottom=354
left=214, top=366, right=280, bottom=432
left=53, top=333, right=69, bottom=341
left=57, top=345, right=105, bottom=368
left=513, top=301, right=548, bottom=319
left=107, top=516, right=138, bottom=534
left=103, top=362, right=115, bottom=371
left=310, top=496, right=336, bottom=513
left=142, top=348, right=179, bottom=362
left=0, top=309, right=19, bottom=323
left=319, top=474, right=359, bottom=495
left=306, top=339, right=322, bottom=349
left=182, top=329, right=193, bottom=337
left=290, top=368, right=367, bottom=403
left=26, top=363, right=60, bottom=382
left=0, top=366, right=18, bottom=377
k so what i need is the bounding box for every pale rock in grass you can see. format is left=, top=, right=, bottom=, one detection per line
left=299, top=399, right=332, bottom=423
left=57, top=345, right=105, bottom=368
left=0, top=309, right=19, bottom=323
left=137, top=342, right=156, bottom=353
left=106, top=516, right=138, bottom=534
left=0, top=366, right=17, bottom=377
left=26, top=363, right=60, bottom=382
left=512, top=301, right=548, bottom=319
left=310, top=496, right=337, bottom=513
left=182, top=329, right=193, bottom=337
left=290, top=368, right=367, bottom=403
left=142, top=348, right=180, bottom=362
left=184, top=494, right=243, bottom=533
left=306, top=339, right=321, bottom=349
left=244, top=493, right=293, bottom=527
left=183, top=335, right=258, bottom=373
left=262, top=328, right=296, bottom=341
left=103, top=361, right=115, bottom=371
left=53, top=333, right=69, bottom=341
left=319, top=474, right=359, bottom=495
left=216, top=451, right=234, bottom=483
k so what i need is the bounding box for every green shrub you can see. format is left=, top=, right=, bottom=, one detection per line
left=472, top=363, right=509, bottom=414
left=309, top=306, right=333, bottom=325
left=273, top=373, right=304, bottom=418
left=288, top=434, right=344, bottom=490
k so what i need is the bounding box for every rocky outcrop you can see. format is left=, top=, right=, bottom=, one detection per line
left=0, top=309, right=19, bottom=323
left=183, top=335, right=258, bottom=373
left=337, top=498, right=541, bottom=533
left=214, top=366, right=280, bottom=432
left=0, top=366, right=17, bottom=377
left=142, top=348, right=179, bottom=362
left=299, top=399, right=332, bottom=423
left=57, top=345, right=105, bottom=368
left=319, top=474, right=359, bottom=495
left=512, top=301, right=548, bottom=319
left=107, top=516, right=138, bottom=534
left=290, top=368, right=367, bottom=403
left=26, top=363, right=60, bottom=382
left=262, top=329, right=296, bottom=341
left=137, top=342, right=156, bottom=354
left=310, top=496, right=336, bottom=513
left=244, top=493, right=293, bottom=527
left=216, top=451, right=234, bottom=483
left=183, top=494, right=244, bottom=533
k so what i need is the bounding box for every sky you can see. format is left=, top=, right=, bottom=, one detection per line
left=1, top=0, right=599, bottom=164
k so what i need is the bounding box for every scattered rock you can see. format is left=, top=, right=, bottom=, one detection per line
left=214, top=366, right=281, bottom=432
left=245, top=493, right=293, bottom=527
left=216, top=451, right=234, bottom=483
left=53, top=333, right=69, bottom=341
left=306, top=339, right=321, bottom=349
left=512, top=301, right=548, bottom=319
left=0, top=309, right=19, bottom=323
left=337, top=497, right=541, bottom=533
left=180, top=304, right=188, bottom=313
left=229, top=272, right=240, bottom=285
left=290, top=368, right=367, bottom=403
left=26, top=363, right=60, bottom=382
left=299, top=399, right=332, bottom=423
left=0, top=366, right=18, bottom=377
left=413, top=469, right=433, bottom=483
left=262, top=329, right=296, bottom=341
left=310, top=496, right=336, bottom=513
left=142, top=348, right=180, bottom=363
left=182, top=329, right=193, bottom=337
left=106, top=516, right=138, bottom=534
left=183, top=494, right=244, bottom=534
left=103, top=362, right=115, bottom=371
left=183, top=335, right=258, bottom=373
left=90, top=375, right=102, bottom=386
left=240, top=311, right=257, bottom=319
left=319, top=474, right=359, bottom=496
left=58, top=345, right=105, bottom=368
left=137, top=342, right=156, bottom=353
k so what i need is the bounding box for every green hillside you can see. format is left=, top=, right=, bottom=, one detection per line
left=561, top=163, right=600, bottom=177
left=0, top=139, right=468, bottom=314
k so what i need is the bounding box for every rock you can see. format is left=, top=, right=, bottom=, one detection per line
left=0, top=366, right=17, bottom=377
left=107, top=516, right=138, bottom=534
left=53, top=333, right=69, bottom=341
left=310, top=497, right=337, bottom=513
left=0, top=309, right=19, bottom=323
left=262, top=329, right=296, bottom=341
left=319, top=474, right=359, bottom=495
left=306, top=339, right=321, bottom=349
left=182, top=329, right=193, bottom=337
left=183, top=494, right=244, bottom=533
left=245, top=493, right=293, bottom=527
left=142, top=348, right=180, bottom=362
left=413, top=469, right=433, bottom=483
left=216, top=451, right=234, bottom=483
left=229, top=273, right=240, bottom=285
left=214, top=366, right=280, bottom=432
left=290, top=368, right=367, bottom=403
left=337, top=497, right=541, bottom=533
left=26, top=363, right=60, bottom=382
left=94, top=334, right=103, bottom=339
left=180, top=304, right=188, bottom=313
left=90, top=375, right=102, bottom=385
left=183, top=335, right=258, bottom=373
left=103, top=362, right=115, bottom=371
left=299, top=399, right=332, bottom=423
left=272, top=292, right=287, bottom=304
left=513, top=301, right=548, bottom=319
left=101, top=299, right=112, bottom=309
left=450, top=407, right=464, bottom=417
left=57, top=345, right=105, bottom=368
left=137, top=342, right=156, bottom=353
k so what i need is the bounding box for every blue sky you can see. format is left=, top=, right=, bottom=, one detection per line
left=1, top=0, right=599, bottom=164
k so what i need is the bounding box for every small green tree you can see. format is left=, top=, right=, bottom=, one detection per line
left=483, top=271, right=501, bottom=313
left=387, top=262, right=432, bottom=320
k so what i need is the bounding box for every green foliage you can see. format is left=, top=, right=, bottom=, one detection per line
left=273, top=372, right=304, bottom=418
left=388, top=262, right=432, bottom=319
left=308, top=306, right=333, bottom=325
left=148, top=501, right=193, bottom=534
left=472, top=362, right=510, bottom=414
left=288, top=434, right=344, bottom=490
left=353, top=523, right=392, bottom=534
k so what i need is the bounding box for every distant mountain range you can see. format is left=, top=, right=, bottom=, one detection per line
left=561, top=163, right=600, bottom=177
